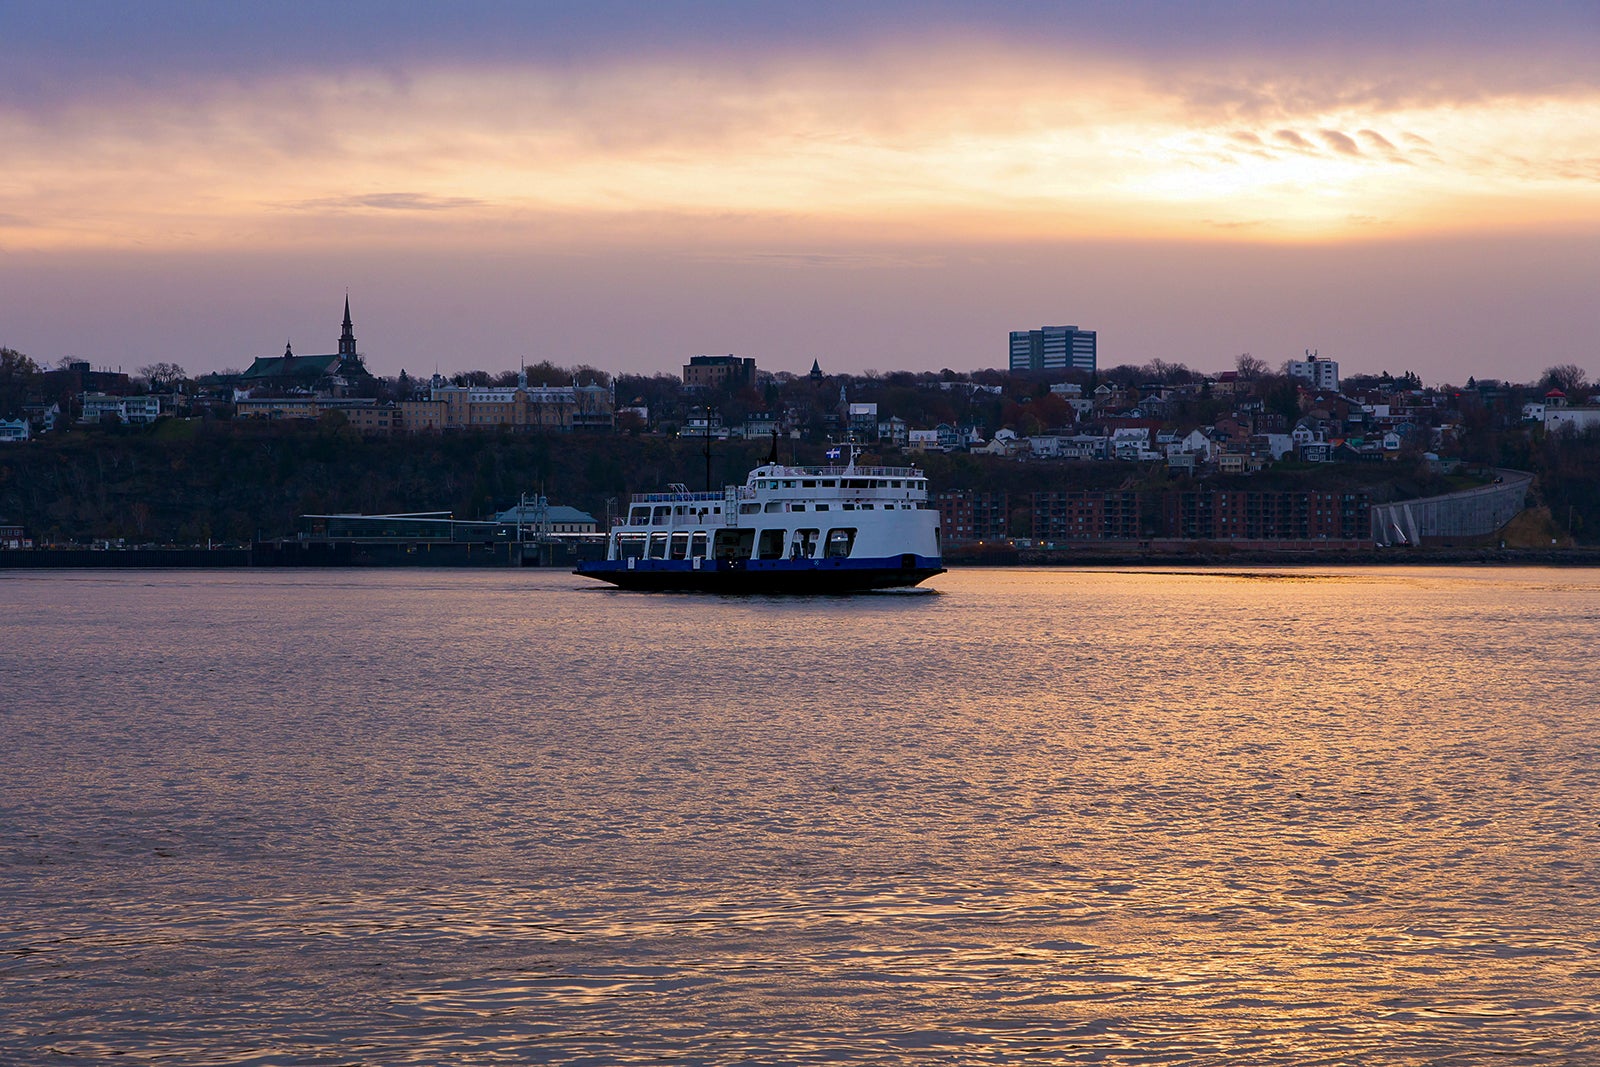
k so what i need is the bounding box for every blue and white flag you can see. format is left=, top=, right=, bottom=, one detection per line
left=826, top=447, right=841, bottom=459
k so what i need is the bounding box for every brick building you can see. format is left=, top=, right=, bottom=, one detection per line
left=1031, top=491, right=1141, bottom=541
left=1163, top=491, right=1368, bottom=540
left=935, top=490, right=1009, bottom=543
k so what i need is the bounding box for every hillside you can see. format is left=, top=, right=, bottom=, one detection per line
left=1, top=420, right=1486, bottom=546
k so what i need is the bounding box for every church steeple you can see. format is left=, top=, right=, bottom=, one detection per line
left=338, top=295, right=357, bottom=357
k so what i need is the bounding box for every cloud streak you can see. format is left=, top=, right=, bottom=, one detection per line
left=2, top=44, right=1598, bottom=253
left=291, top=193, right=488, bottom=213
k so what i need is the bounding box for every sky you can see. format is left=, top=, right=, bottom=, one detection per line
left=1, top=1, right=1596, bottom=383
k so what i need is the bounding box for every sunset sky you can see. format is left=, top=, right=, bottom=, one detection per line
left=2, top=2, right=1596, bottom=382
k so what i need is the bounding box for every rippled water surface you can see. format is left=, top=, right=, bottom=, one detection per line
left=4, top=566, right=1599, bottom=1064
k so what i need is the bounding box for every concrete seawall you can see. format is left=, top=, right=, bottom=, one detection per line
left=1369, top=470, right=1533, bottom=546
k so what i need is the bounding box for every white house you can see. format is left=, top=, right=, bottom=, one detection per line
left=0, top=418, right=29, bottom=443
left=1542, top=409, right=1600, bottom=435
left=1545, top=407, right=1600, bottom=434
left=1165, top=428, right=1213, bottom=461
left=80, top=393, right=162, bottom=425
left=877, top=416, right=909, bottom=448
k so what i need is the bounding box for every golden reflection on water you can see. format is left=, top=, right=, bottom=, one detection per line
left=2, top=566, right=1598, bottom=1063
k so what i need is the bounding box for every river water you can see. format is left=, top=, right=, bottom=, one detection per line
left=3, top=566, right=1598, bottom=1064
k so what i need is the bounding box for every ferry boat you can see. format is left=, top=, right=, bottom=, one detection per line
left=575, top=451, right=944, bottom=592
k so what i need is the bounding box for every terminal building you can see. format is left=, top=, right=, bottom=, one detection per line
left=1009, top=326, right=1097, bottom=373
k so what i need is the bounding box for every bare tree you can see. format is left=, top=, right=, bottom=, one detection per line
left=1541, top=364, right=1590, bottom=396
left=1235, top=353, right=1267, bottom=379
left=138, top=363, right=188, bottom=390
left=1143, top=359, right=1194, bottom=384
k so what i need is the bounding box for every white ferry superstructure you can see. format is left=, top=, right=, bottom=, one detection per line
left=574, top=456, right=944, bottom=592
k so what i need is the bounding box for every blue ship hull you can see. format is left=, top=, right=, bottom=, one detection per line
left=575, top=554, right=944, bottom=593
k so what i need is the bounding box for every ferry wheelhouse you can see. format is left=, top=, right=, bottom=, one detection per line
left=575, top=456, right=944, bottom=592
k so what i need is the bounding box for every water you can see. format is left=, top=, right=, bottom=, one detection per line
left=3, top=566, right=1598, bottom=1064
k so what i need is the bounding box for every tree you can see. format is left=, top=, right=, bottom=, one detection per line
left=0, top=346, right=41, bottom=417
left=1235, top=353, right=1267, bottom=379
left=138, top=362, right=188, bottom=391
left=1542, top=364, right=1590, bottom=396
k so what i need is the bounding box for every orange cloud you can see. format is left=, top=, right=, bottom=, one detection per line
left=3, top=45, right=1598, bottom=253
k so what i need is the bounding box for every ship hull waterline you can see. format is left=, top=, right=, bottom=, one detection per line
left=575, top=554, right=944, bottom=593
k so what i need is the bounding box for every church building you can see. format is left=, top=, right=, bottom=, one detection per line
left=240, top=297, right=372, bottom=394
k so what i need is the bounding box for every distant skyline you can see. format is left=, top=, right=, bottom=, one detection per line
left=2, top=2, right=1596, bottom=383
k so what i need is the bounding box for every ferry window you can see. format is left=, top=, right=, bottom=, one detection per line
left=652, top=506, right=670, bottom=525
left=815, top=504, right=830, bottom=511
left=740, top=503, right=759, bottom=515
left=648, top=532, right=669, bottom=558
left=783, top=480, right=796, bottom=488
left=615, top=532, right=647, bottom=559
left=791, top=504, right=806, bottom=511
left=861, top=503, right=874, bottom=509
left=629, top=507, right=650, bottom=525
left=802, top=480, right=816, bottom=487
left=825, top=528, right=857, bottom=558
left=674, top=506, right=687, bottom=517
left=764, top=501, right=784, bottom=513
left=669, top=532, right=690, bottom=560
left=891, top=481, right=902, bottom=488
left=713, top=506, right=721, bottom=514
left=821, top=480, right=836, bottom=487
left=714, top=528, right=754, bottom=560
left=843, top=503, right=855, bottom=510
left=690, top=531, right=708, bottom=558
left=757, top=529, right=786, bottom=559
left=793, top=528, right=820, bottom=558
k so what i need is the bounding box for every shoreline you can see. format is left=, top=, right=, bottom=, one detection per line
left=7, top=546, right=1600, bottom=569
left=945, top=545, right=1600, bottom=567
